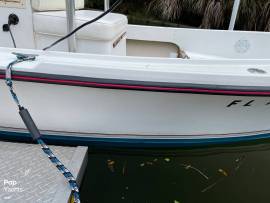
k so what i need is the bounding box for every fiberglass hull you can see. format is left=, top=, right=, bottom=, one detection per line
left=0, top=80, right=269, bottom=146
left=0, top=48, right=270, bottom=147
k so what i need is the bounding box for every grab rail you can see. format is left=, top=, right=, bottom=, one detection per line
left=65, top=0, right=239, bottom=52
left=229, top=0, right=241, bottom=30
left=65, top=0, right=77, bottom=52
left=104, top=0, right=110, bottom=11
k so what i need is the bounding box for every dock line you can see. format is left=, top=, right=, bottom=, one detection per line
left=5, top=52, right=81, bottom=203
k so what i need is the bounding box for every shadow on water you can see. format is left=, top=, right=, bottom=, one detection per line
left=80, top=139, right=270, bottom=203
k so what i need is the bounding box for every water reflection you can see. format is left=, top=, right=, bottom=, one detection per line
left=81, top=139, right=270, bottom=203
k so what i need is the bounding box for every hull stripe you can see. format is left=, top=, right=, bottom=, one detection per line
left=0, top=73, right=270, bottom=96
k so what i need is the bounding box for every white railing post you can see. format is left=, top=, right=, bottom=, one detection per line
left=104, top=0, right=110, bottom=11
left=229, top=0, right=241, bottom=30
left=65, top=0, right=77, bottom=52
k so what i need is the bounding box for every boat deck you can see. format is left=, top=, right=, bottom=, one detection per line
left=0, top=141, right=87, bottom=203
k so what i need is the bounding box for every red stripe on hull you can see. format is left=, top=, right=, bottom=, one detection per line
left=0, top=74, right=270, bottom=96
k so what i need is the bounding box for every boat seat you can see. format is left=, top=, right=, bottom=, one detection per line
left=33, top=10, right=127, bottom=41
left=32, top=0, right=85, bottom=11
left=33, top=10, right=128, bottom=55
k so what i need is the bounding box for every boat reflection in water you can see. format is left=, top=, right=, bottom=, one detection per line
left=81, top=139, right=270, bottom=203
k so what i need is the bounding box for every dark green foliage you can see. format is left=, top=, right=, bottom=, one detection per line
left=85, top=0, right=270, bottom=31
left=149, top=0, right=270, bottom=31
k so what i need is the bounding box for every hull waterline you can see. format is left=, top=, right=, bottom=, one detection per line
left=1, top=127, right=270, bottom=148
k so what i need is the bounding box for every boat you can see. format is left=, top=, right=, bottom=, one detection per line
left=0, top=0, right=270, bottom=147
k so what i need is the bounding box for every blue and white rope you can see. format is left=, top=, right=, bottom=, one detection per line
left=5, top=53, right=80, bottom=203
left=6, top=58, right=24, bottom=108
left=37, top=139, right=80, bottom=203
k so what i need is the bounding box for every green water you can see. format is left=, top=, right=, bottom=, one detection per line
left=80, top=140, right=270, bottom=203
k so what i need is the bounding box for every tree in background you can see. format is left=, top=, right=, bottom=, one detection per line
left=85, top=0, right=270, bottom=31
left=149, top=0, right=270, bottom=31
left=85, top=0, right=103, bottom=10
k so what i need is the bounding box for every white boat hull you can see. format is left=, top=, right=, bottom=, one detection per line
left=0, top=48, right=270, bottom=146
left=0, top=80, right=269, bottom=138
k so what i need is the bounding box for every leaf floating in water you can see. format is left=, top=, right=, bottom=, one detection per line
left=140, top=161, right=153, bottom=167
left=122, top=162, right=127, bottom=176
left=164, top=158, right=171, bottom=162
left=201, top=181, right=219, bottom=193
left=235, top=155, right=246, bottom=171
left=218, top=169, right=228, bottom=177
left=146, top=161, right=154, bottom=166
left=107, top=160, right=115, bottom=172
left=174, top=200, right=180, bottom=203
left=184, top=165, right=191, bottom=170
left=153, top=158, right=158, bottom=162
left=180, top=164, right=209, bottom=180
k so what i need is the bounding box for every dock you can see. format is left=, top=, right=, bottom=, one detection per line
left=0, top=141, right=87, bottom=203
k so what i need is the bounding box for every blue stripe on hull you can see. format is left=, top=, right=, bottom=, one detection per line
left=0, top=130, right=269, bottom=148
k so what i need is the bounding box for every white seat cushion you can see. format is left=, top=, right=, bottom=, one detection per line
left=33, top=10, right=128, bottom=41
left=32, top=0, right=84, bottom=11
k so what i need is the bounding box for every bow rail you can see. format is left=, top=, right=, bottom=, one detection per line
left=229, top=0, right=241, bottom=30
left=65, top=0, right=77, bottom=52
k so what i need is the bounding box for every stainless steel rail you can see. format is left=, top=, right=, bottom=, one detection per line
left=65, top=0, right=239, bottom=52
left=104, top=0, right=110, bottom=11
left=229, top=0, right=241, bottom=30
left=64, top=0, right=110, bottom=52
left=65, top=0, right=77, bottom=52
